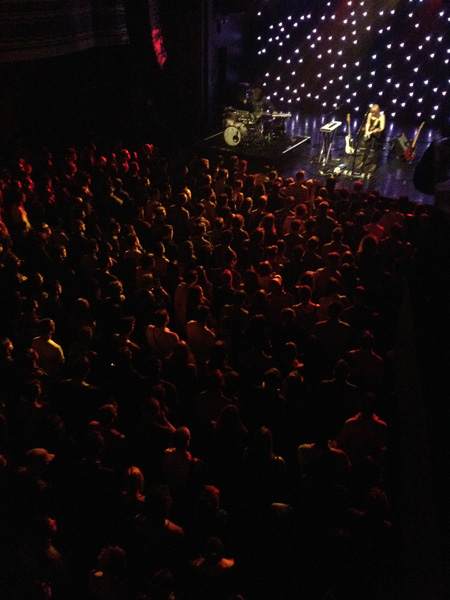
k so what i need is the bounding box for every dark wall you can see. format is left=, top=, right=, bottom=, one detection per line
left=1, top=46, right=145, bottom=148
left=0, top=0, right=255, bottom=149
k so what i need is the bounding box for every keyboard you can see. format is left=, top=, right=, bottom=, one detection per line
left=254, top=111, right=292, bottom=118
left=320, top=120, right=342, bottom=133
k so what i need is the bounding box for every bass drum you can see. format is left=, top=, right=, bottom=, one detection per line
left=224, top=124, right=247, bottom=147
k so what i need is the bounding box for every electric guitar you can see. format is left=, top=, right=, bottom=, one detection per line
left=404, top=121, right=425, bottom=161
left=345, top=113, right=354, bottom=154
left=364, top=124, right=378, bottom=140
left=364, top=114, right=384, bottom=140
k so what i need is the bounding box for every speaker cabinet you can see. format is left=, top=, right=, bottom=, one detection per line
left=390, top=133, right=409, bottom=157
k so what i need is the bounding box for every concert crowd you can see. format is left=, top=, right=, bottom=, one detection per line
left=0, top=139, right=429, bottom=600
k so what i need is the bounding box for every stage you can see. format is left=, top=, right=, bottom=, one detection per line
left=198, top=130, right=311, bottom=162
left=195, top=110, right=437, bottom=205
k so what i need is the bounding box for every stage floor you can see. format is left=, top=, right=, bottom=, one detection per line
left=196, top=110, right=437, bottom=205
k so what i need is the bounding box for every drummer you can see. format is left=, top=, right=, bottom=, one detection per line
left=243, top=87, right=273, bottom=116
left=243, top=87, right=285, bottom=141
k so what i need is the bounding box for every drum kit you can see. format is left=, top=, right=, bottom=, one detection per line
left=222, top=107, right=291, bottom=147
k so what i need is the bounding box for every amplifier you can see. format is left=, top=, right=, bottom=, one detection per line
left=390, top=133, right=409, bottom=157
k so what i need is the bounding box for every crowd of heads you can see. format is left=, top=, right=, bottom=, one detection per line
left=0, top=140, right=429, bottom=599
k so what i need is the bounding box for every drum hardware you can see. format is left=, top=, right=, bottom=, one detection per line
left=222, top=106, right=290, bottom=147
left=222, top=107, right=253, bottom=131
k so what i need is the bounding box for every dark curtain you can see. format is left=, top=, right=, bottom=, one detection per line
left=0, top=0, right=128, bottom=63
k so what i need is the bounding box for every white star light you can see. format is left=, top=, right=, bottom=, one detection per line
left=256, top=2, right=448, bottom=120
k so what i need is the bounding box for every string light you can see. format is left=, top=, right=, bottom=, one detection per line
left=254, top=1, right=449, bottom=121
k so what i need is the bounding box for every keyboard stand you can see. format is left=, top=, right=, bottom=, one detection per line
left=317, top=120, right=342, bottom=167
left=319, top=129, right=338, bottom=167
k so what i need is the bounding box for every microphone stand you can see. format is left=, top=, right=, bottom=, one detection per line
left=350, top=109, right=369, bottom=178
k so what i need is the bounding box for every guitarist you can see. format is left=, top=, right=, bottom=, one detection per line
left=360, top=104, right=386, bottom=169
left=364, top=104, right=386, bottom=143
